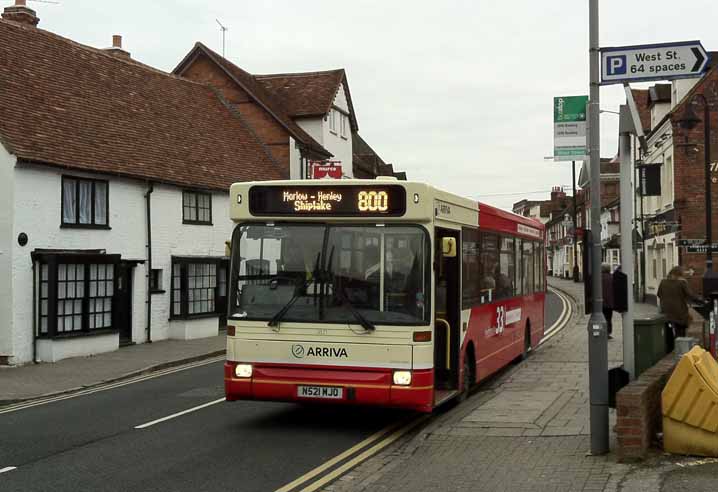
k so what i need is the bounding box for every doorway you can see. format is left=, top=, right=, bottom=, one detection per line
left=434, top=228, right=460, bottom=392
left=115, top=262, right=134, bottom=345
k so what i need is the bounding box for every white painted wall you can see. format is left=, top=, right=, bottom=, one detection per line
left=0, top=144, right=15, bottom=362
left=12, top=166, right=146, bottom=364
left=645, top=233, right=677, bottom=297
left=672, top=78, right=700, bottom=108
left=150, top=182, right=232, bottom=342
left=9, top=165, right=232, bottom=364
left=295, top=84, right=354, bottom=179
left=37, top=332, right=119, bottom=363
left=651, top=102, right=670, bottom=130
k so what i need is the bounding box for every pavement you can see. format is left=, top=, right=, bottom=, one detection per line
left=0, top=336, right=226, bottom=404
left=321, top=279, right=714, bottom=492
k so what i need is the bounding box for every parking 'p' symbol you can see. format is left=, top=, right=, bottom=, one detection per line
left=607, top=55, right=627, bottom=76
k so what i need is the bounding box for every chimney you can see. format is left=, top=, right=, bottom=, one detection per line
left=2, top=0, right=40, bottom=27
left=550, top=186, right=566, bottom=203
left=104, top=34, right=131, bottom=59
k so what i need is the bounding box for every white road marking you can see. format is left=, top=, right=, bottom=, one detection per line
left=0, top=467, right=17, bottom=474
left=0, top=355, right=225, bottom=416
left=539, top=288, right=573, bottom=346
left=134, top=397, right=226, bottom=429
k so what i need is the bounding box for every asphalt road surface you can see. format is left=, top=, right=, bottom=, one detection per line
left=0, top=361, right=406, bottom=492
left=0, top=290, right=565, bottom=492
left=545, top=289, right=564, bottom=330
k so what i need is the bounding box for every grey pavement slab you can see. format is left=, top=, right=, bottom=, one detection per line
left=0, top=336, right=226, bottom=403
left=322, top=278, right=650, bottom=492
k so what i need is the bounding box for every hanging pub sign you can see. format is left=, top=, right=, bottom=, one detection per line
left=310, top=160, right=343, bottom=179
left=639, top=164, right=661, bottom=196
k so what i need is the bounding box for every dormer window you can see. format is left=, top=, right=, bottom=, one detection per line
left=329, top=109, right=337, bottom=133
left=340, top=112, right=348, bottom=138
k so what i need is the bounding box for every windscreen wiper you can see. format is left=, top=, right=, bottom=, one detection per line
left=323, top=246, right=376, bottom=332
left=267, top=252, right=320, bottom=329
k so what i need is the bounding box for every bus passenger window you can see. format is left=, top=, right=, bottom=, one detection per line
left=496, top=236, right=515, bottom=300
left=480, top=232, right=499, bottom=303
left=461, top=228, right=481, bottom=308
left=522, top=241, right=535, bottom=295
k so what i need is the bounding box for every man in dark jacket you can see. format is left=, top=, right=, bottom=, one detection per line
left=601, top=264, right=614, bottom=339
left=658, top=266, right=700, bottom=352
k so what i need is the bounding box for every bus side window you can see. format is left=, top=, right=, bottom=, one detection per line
left=522, top=240, right=534, bottom=295
left=496, top=236, right=515, bottom=300
left=515, top=239, right=523, bottom=296
left=534, top=241, right=543, bottom=292
left=461, top=227, right=481, bottom=308
left=480, top=232, right=499, bottom=304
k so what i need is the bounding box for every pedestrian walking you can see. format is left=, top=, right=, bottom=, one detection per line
left=657, top=266, right=701, bottom=352
left=601, top=263, right=615, bottom=339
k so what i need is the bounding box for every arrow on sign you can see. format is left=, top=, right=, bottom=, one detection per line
left=601, top=41, right=710, bottom=85
left=691, top=47, right=706, bottom=72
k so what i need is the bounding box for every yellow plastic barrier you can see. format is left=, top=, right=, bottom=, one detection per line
left=662, top=346, right=718, bottom=456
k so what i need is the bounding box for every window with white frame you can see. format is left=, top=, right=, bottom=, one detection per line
left=340, top=113, right=348, bottom=138
left=329, top=109, right=337, bottom=133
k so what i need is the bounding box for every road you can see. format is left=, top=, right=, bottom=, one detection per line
left=0, top=291, right=565, bottom=491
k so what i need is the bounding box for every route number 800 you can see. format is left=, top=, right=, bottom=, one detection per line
left=357, top=191, right=389, bottom=212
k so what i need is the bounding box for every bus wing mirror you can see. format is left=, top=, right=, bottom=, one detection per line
left=441, top=237, right=457, bottom=258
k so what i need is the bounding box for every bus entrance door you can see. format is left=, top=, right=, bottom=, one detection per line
left=434, top=229, right=460, bottom=396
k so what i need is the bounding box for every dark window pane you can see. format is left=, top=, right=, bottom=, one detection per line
left=79, top=181, right=92, bottom=224
left=94, top=182, right=107, bottom=225
left=63, top=179, right=77, bottom=224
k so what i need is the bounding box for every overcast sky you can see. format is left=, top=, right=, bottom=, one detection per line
left=34, top=0, right=718, bottom=210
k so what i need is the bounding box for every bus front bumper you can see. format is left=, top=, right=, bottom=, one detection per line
left=224, top=362, right=434, bottom=413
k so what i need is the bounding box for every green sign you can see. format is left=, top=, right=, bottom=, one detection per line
left=553, top=95, right=588, bottom=161
left=554, top=96, right=588, bottom=123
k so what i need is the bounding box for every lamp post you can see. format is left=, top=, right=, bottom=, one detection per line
left=676, top=94, right=717, bottom=298
left=572, top=161, right=580, bottom=282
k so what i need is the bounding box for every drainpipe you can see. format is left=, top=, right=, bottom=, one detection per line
left=145, top=183, right=154, bottom=343
left=32, top=259, right=37, bottom=363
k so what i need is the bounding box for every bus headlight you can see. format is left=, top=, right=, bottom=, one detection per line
left=234, top=364, right=253, bottom=378
left=393, top=370, right=412, bottom=386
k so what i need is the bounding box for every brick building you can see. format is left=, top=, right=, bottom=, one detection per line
left=631, top=63, right=718, bottom=300
left=173, top=43, right=401, bottom=181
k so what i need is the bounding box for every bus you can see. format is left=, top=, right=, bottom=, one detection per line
left=224, top=178, right=545, bottom=412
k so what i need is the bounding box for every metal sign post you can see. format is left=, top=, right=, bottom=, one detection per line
left=588, top=0, right=609, bottom=455
left=619, top=105, right=636, bottom=380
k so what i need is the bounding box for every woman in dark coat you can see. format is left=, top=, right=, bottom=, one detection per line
left=658, top=266, right=700, bottom=352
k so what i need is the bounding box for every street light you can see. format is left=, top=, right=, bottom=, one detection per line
left=676, top=94, right=718, bottom=298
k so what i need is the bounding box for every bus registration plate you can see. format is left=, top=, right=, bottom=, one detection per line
left=297, top=385, right=343, bottom=399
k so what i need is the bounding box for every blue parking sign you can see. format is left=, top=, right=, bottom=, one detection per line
left=606, top=55, right=627, bottom=75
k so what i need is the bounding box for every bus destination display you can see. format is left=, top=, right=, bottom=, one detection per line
left=249, top=185, right=406, bottom=217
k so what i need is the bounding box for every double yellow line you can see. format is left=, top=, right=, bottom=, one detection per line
left=275, top=414, right=430, bottom=492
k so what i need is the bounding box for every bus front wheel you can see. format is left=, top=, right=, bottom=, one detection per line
left=458, top=349, right=475, bottom=402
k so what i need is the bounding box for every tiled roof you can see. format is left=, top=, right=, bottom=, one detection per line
left=256, top=70, right=359, bottom=131
left=256, top=70, right=344, bottom=117
left=0, top=20, right=285, bottom=190
left=173, top=43, right=331, bottom=158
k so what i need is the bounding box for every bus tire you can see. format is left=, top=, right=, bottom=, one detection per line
left=520, top=322, right=531, bottom=361
left=458, top=348, right=475, bottom=402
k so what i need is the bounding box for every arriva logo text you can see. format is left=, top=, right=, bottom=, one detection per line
left=291, top=344, right=348, bottom=358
